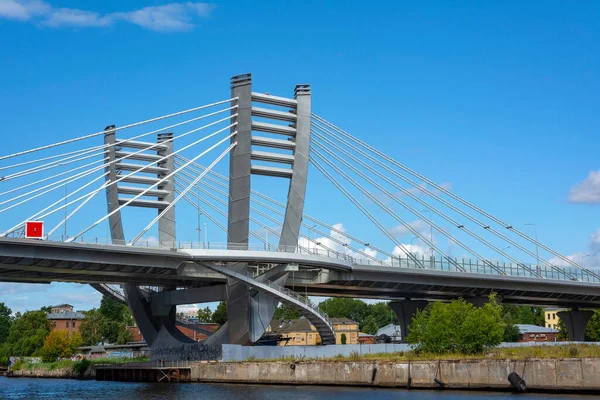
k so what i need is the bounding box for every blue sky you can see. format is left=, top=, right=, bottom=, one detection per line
left=0, top=0, right=598, bottom=314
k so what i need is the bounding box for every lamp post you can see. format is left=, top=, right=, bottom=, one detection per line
left=204, top=222, right=208, bottom=248
left=421, top=210, right=434, bottom=259
left=525, top=223, right=539, bottom=275
left=501, top=246, right=511, bottom=265
left=196, top=212, right=202, bottom=245
left=582, top=254, right=591, bottom=265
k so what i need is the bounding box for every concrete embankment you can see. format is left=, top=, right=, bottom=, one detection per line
left=191, top=358, right=600, bottom=392
left=7, top=367, right=95, bottom=380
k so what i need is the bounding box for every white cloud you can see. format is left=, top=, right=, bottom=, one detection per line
left=0, top=0, right=49, bottom=21
left=569, top=171, right=600, bottom=204
left=390, top=219, right=427, bottom=237
left=548, top=228, right=600, bottom=270
left=0, top=1, right=215, bottom=32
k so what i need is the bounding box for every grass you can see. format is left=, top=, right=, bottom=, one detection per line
left=227, top=344, right=600, bottom=363
left=10, top=357, right=150, bottom=372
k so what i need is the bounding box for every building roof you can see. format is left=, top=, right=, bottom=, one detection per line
left=376, top=324, right=402, bottom=338
left=50, top=303, right=73, bottom=308
left=47, top=311, right=85, bottom=320
left=330, top=318, right=357, bottom=325
left=279, top=318, right=314, bottom=333
left=516, top=324, right=559, bottom=333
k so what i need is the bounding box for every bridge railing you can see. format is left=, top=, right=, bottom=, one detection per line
left=43, top=235, right=599, bottom=283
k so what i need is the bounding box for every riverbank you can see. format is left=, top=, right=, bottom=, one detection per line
left=191, top=358, right=600, bottom=392
left=6, top=357, right=148, bottom=380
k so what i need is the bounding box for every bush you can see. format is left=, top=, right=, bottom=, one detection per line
left=407, top=294, right=504, bottom=354
left=341, top=334, right=347, bottom=345
left=40, top=331, right=82, bottom=363
left=73, top=359, right=91, bottom=376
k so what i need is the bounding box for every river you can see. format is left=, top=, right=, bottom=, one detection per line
left=0, top=377, right=594, bottom=399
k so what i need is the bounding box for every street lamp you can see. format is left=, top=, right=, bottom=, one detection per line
left=501, top=246, right=511, bottom=264
left=524, top=223, right=539, bottom=274
left=196, top=212, right=203, bottom=245
left=204, top=222, right=208, bottom=248
left=582, top=254, right=591, bottom=265
left=421, top=210, right=434, bottom=259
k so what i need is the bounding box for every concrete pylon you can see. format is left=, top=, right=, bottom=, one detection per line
left=557, top=309, right=594, bottom=341
left=389, top=300, right=428, bottom=342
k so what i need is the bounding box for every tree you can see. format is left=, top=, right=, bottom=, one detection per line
left=503, top=324, right=523, bottom=342
left=4, top=311, right=51, bottom=356
left=407, top=295, right=504, bottom=354
left=273, top=304, right=301, bottom=321
left=361, top=315, right=379, bottom=335
left=197, top=307, right=213, bottom=323
left=585, top=311, right=600, bottom=341
left=502, top=305, right=544, bottom=326
left=99, top=296, right=125, bottom=321
left=557, top=319, right=569, bottom=340
left=212, top=301, right=227, bottom=325
left=319, top=298, right=369, bottom=327
left=40, top=331, right=82, bottom=362
left=0, top=302, right=12, bottom=343
left=79, top=309, right=104, bottom=346
left=367, top=302, right=396, bottom=330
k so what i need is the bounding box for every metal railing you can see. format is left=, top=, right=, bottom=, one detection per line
left=33, top=235, right=600, bottom=284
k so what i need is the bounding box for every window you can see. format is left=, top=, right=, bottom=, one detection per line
left=553, top=313, right=556, bottom=319
left=295, top=336, right=301, bottom=343
left=72, top=321, right=76, bottom=328
left=66, top=321, right=69, bottom=328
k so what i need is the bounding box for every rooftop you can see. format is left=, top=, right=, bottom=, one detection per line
left=376, top=324, right=402, bottom=338
left=47, top=311, right=85, bottom=320
left=50, top=303, right=73, bottom=308
left=516, top=324, right=559, bottom=334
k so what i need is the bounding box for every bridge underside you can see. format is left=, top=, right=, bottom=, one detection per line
left=2, top=238, right=600, bottom=309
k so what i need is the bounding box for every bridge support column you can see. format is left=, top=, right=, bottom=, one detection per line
left=557, top=308, right=593, bottom=341
left=389, top=300, right=428, bottom=342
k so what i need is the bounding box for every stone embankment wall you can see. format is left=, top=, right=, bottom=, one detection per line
left=192, top=358, right=600, bottom=392
left=7, top=367, right=95, bottom=380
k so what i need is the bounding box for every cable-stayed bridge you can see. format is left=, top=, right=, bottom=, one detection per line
left=0, top=73, right=598, bottom=347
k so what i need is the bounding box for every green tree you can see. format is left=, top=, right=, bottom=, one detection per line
left=0, top=302, right=12, bottom=343
left=79, top=309, right=104, bottom=346
left=197, top=307, right=213, bottom=323
left=319, top=298, right=369, bottom=327
left=585, top=311, right=600, bottom=341
left=407, top=295, right=504, bottom=354
left=503, top=324, right=523, bottom=342
left=367, top=302, right=396, bottom=330
left=273, top=304, right=301, bottom=321
left=117, top=325, right=133, bottom=345
left=212, top=301, right=227, bottom=325
left=40, top=331, right=82, bottom=362
left=557, top=318, right=569, bottom=340
left=361, top=315, right=379, bottom=335
left=5, top=311, right=51, bottom=356
left=99, top=296, right=125, bottom=321
left=502, top=305, right=544, bottom=326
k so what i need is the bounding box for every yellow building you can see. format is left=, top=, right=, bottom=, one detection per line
left=269, top=317, right=359, bottom=346
left=545, top=308, right=565, bottom=330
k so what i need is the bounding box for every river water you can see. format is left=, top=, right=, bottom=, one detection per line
left=0, top=377, right=594, bottom=399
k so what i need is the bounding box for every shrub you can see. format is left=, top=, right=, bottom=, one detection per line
left=73, top=359, right=91, bottom=376
left=341, top=334, right=347, bottom=345
left=40, top=331, right=82, bottom=363
left=407, top=294, right=504, bottom=354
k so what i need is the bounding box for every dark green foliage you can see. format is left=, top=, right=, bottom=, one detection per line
left=319, top=298, right=370, bottom=326
left=503, top=324, right=523, bottom=342
left=197, top=306, right=213, bottom=322
left=80, top=296, right=134, bottom=346
left=0, top=302, right=12, bottom=343
left=4, top=311, right=51, bottom=356
left=361, top=315, right=379, bottom=335
left=72, top=359, right=91, bottom=376
left=99, top=296, right=126, bottom=322
left=212, top=301, right=227, bottom=325
left=341, top=333, right=347, bottom=344
left=407, top=295, right=504, bottom=354
left=273, top=304, right=301, bottom=321
left=585, top=311, right=600, bottom=341
left=502, top=305, right=545, bottom=326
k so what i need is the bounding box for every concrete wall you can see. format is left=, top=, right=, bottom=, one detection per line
left=221, top=343, right=411, bottom=362
left=191, top=358, right=600, bottom=392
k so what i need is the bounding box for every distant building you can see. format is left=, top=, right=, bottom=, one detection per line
left=46, top=304, right=85, bottom=336
left=516, top=324, right=561, bottom=342
left=127, top=322, right=219, bottom=343
left=358, top=333, right=375, bottom=344
left=267, top=317, right=360, bottom=346
left=545, top=308, right=565, bottom=330
left=375, top=324, right=402, bottom=343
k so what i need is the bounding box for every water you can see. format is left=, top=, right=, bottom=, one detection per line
left=0, top=377, right=593, bottom=399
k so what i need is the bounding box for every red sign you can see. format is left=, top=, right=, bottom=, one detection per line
left=25, top=221, right=44, bottom=239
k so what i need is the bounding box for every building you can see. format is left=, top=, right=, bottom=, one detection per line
left=47, top=304, right=85, bottom=336
left=358, top=333, right=375, bottom=344
left=375, top=324, right=402, bottom=343
left=545, top=308, right=565, bottom=330
left=516, top=324, right=561, bottom=342
left=268, top=317, right=360, bottom=346
left=128, top=322, right=219, bottom=343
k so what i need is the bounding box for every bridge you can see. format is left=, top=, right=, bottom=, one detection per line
left=0, top=73, right=597, bottom=349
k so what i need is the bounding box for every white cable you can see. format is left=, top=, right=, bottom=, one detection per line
left=0, top=105, right=236, bottom=177
left=2, top=151, right=105, bottom=182
left=66, top=129, right=237, bottom=242
left=45, top=182, right=106, bottom=239
left=0, top=98, right=237, bottom=162
left=0, top=172, right=109, bottom=237
left=131, top=142, right=237, bottom=244
left=313, top=114, right=596, bottom=278
left=0, top=155, right=108, bottom=198
left=0, top=157, right=109, bottom=213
